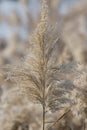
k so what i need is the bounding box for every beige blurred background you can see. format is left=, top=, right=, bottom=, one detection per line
left=0, top=0, right=87, bottom=130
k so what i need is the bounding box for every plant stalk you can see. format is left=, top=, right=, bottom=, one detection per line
left=43, top=100, right=45, bottom=130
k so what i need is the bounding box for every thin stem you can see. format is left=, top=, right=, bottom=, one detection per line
left=42, top=68, right=46, bottom=130
left=43, top=100, right=45, bottom=130
left=47, top=109, right=71, bottom=130
left=41, top=38, right=46, bottom=130
left=41, top=33, right=46, bottom=130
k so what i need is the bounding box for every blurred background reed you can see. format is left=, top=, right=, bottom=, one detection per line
left=0, top=0, right=87, bottom=65
left=0, top=0, right=87, bottom=130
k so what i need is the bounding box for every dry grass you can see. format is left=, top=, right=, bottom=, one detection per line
left=0, top=0, right=87, bottom=130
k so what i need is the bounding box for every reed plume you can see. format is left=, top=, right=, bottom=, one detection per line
left=0, top=0, right=87, bottom=130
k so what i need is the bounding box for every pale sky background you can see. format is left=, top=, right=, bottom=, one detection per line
left=0, top=0, right=76, bottom=39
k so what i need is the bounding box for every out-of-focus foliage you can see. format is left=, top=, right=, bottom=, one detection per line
left=0, top=0, right=87, bottom=130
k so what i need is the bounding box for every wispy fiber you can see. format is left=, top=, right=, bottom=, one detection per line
left=0, top=0, right=87, bottom=130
